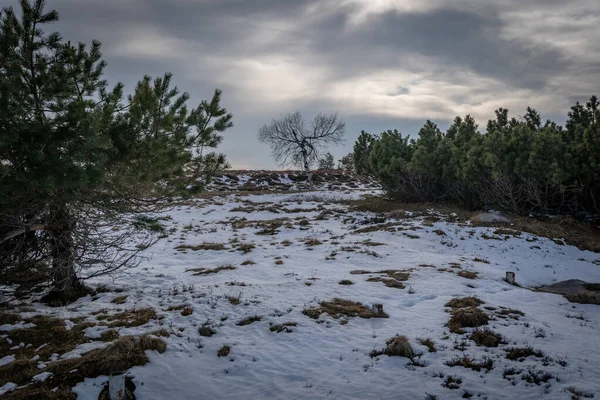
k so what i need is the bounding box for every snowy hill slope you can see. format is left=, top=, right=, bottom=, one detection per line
left=2, top=189, right=600, bottom=399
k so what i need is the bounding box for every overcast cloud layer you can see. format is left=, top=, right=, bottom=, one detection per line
left=18, top=0, right=600, bottom=168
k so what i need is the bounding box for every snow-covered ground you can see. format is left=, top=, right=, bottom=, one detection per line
left=2, top=189, right=600, bottom=399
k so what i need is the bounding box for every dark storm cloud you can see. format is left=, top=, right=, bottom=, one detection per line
left=310, top=8, right=567, bottom=90
left=11, top=0, right=600, bottom=168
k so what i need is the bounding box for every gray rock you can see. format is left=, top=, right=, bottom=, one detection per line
left=472, top=211, right=511, bottom=224
left=537, top=279, right=588, bottom=295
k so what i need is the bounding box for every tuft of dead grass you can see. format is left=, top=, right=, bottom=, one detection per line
left=566, top=292, right=600, bottom=305
left=237, top=243, right=255, bottom=254
left=187, top=265, right=236, bottom=275
left=338, top=279, right=354, bottom=285
left=0, top=314, right=98, bottom=369
left=199, top=325, right=216, bottom=337
left=442, top=375, right=462, bottom=389
left=2, top=335, right=166, bottom=399
left=111, top=295, right=128, bottom=304
left=227, top=295, right=241, bottom=305
left=269, top=322, right=297, bottom=333
left=304, top=238, right=323, bottom=246
left=445, top=297, right=484, bottom=310
left=95, top=308, right=158, bottom=328
left=446, top=355, right=494, bottom=372
left=363, top=269, right=410, bottom=289
left=418, top=338, right=436, bottom=352
left=303, top=298, right=388, bottom=320
left=175, top=242, right=227, bottom=251
left=457, top=270, right=479, bottom=279
left=181, top=306, right=193, bottom=316
left=505, top=346, right=545, bottom=361
left=496, top=308, right=525, bottom=319
left=366, top=276, right=405, bottom=289
left=99, top=329, right=120, bottom=342
left=236, top=315, right=262, bottom=326
left=370, top=335, right=415, bottom=359
left=349, top=270, right=371, bottom=275
left=217, top=345, right=231, bottom=357
left=469, top=328, right=505, bottom=347
left=447, top=307, right=489, bottom=334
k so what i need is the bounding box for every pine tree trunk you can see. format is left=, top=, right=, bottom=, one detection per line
left=48, top=203, right=83, bottom=303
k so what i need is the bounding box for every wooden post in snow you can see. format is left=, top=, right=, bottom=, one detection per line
left=505, top=271, right=516, bottom=285
left=372, top=303, right=384, bottom=315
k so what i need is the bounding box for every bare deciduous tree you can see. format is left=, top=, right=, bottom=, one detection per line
left=258, top=112, right=345, bottom=182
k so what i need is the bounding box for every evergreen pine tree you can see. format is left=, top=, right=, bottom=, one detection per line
left=0, top=0, right=232, bottom=303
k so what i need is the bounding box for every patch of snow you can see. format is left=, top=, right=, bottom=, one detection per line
left=0, top=355, right=15, bottom=366
left=0, top=382, right=17, bottom=395
left=32, top=372, right=53, bottom=383
left=0, top=322, right=35, bottom=332
left=3, top=190, right=600, bottom=399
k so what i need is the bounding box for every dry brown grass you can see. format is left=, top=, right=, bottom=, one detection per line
left=175, top=242, right=227, bottom=251
left=349, top=270, right=371, bottom=275
left=0, top=314, right=96, bottom=368
left=494, top=228, right=521, bottom=237
left=446, top=355, right=494, bottom=372
left=447, top=307, right=489, bottom=334
left=469, top=328, right=505, bottom=347
left=496, top=307, right=525, bottom=319
left=303, top=298, right=388, bottom=320
left=473, top=214, right=600, bottom=252
left=366, top=276, right=405, bottom=289
left=95, top=308, right=158, bottom=328
left=380, top=270, right=410, bottom=281
left=186, top=264, right=237, bottom=275
left=457, top=270, right=479, bottom=279
left=330, top=195, right=600, bottom=252
left=304, top=238, right=323, bottom=246
left=151, top=328, right=170, bottom=337
left=505, top=346, right=545, bottom=360
left=99, top=329, right=120, bottom=342
left=418, top=338, right=436, bottom=352
left=199, top=325, right=216, bottom=337
left=1, top=335, right=166, bottom=399
left=338, top=279, right=354, bottom=285
left=357, top=269, right=410, bottom=289
left=269, top=322, right=297, bottom=333
left=110, top=295, right=128, bottom=304
left=217, top=345, right=231, bottom=357
left=566, top=292, right=600, bottom=305
left=353, top=222, right=403, bottom=234
left=241, top=259, right=256, bottom=265
left=370, top=335, right=415, bottom=359
left=255, top=220, right=284, bottom=235
left=181, top=306, right=193, bottom=316
left=227, top=295, right=241, bottom=305
left=237, top=243, right=255, bottom=254
left=445, top=296, right=484, bottom=309
left=357, top=240, right=387, bottom=247
left=442, top=375, right=463, bottom=389
left=237, top=315, right=262, bottom=326
left=164, top=304, right=186, bottom=311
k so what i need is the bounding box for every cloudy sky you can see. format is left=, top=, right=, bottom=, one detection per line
left=30, top=0, right=600, bottom=168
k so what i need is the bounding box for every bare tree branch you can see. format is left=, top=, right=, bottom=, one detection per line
left=258, top=112, right=345, bottom=182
